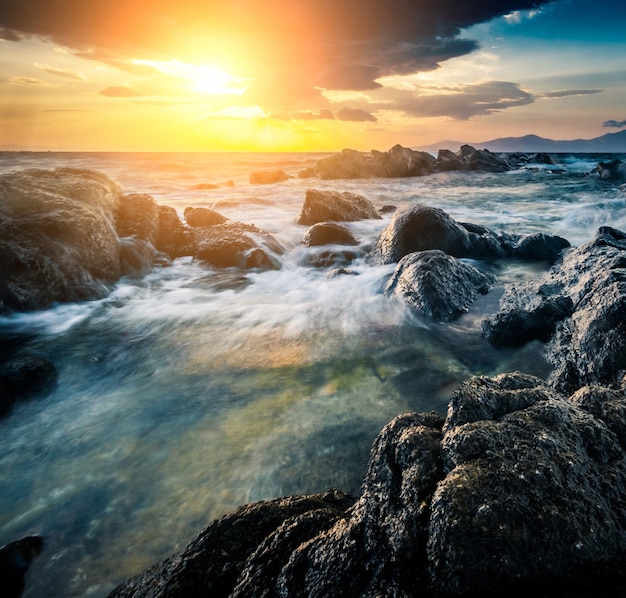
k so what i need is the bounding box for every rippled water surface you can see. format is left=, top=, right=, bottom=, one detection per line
left=0, top=151, right=624, bottom=596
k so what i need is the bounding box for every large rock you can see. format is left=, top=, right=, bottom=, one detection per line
left=297, top=189, right=381, bottom=225
left=184, top=207, right=229, bottom=227
left=118, top=193, right=160, bottom=245
left=0, top=168, right=125, bottom=311
left=0, top=535, right=44, bottom=598
left=249, top=169, right=289, bottom=185
left=372, top=205, right=569, bottom=265
left=302, top=222, right=358, bottom=247
left=384, top=250, right=496, bottom=321
left=192, top=222, right=281, bottom=269
left=110, top=373, right=626, bottom=597
left=437, top=144, right=511, bottom=172
left=156, top=205, right=194, bottom=258
left=594, top=159, right=626, bottom=182
left=483, top=226, right=626, bottom=394
left=313, top=145, right=436, bottom=180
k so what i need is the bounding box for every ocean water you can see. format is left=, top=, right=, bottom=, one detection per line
left=0, top=151, right=624, bottom=596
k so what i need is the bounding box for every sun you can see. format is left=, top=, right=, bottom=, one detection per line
left=132, top=59, right=247, bottom=95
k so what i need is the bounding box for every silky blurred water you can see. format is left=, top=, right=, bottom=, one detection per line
left=0, top=151, right=624, bottom=596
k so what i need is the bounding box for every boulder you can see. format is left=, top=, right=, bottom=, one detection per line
left=297, top=189, right=381, bottom=225
left=384, top=250, right=496, bottom=321
left=372, top=205, right=569, bottom=265
left=0, top=168, right=124, bottom=311
left=435, top=145, right=512, bottom=173
left=313, top=145, right=436, bottom=180
left=483, top=226, right=626, bottom=394
left=192, top=222, right=280, bottom=270
left=156, top=206, right=194, bottom=258
left=249, top=169, right=289, bottom=185
left=118, top=193, right=160, bottom=245
left=302, top=222, right=358, bottom=247
left=183, top=207, right=229, bottom=227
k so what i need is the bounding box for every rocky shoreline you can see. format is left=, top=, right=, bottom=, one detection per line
left=1, top=147, right=626, bottom=596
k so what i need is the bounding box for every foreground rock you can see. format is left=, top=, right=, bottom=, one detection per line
left=0, top=535, right=44, bottom=598
left=297, top=189, right=381, bottom=225
left=483, top=226, right=626, bottom=394
left=0, top=355, right=58, bottom=417
left=384, top=250, right=496, bottom=321
left=302, top=222, right=358, bottom=247
left=110, top=373, right=626, bottom=597
left=372, top=205, right=569, bottom=265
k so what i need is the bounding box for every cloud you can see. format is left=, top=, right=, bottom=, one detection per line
left=0, top=0, right=554, bottom=111
left=336, top=107, right=377, bottom=122
left=273, top=109, right=335, bottom=121
left=542, top=89, right=603, bottom=98
left=35, top=63, right=86, bottom=80
left=9, top=76, right=46, bottom=85
left=99, top=86, right=144, bottom=98
left=604, top=119, right=626, bottom=129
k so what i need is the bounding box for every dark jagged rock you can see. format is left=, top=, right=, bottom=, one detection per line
left=372, top=205, right=569, bottom=265
left=184, top=207, right=229, bottom=227
left=384, top=250, right=496, bottom=322
left=314, top=145, right=436, bottom=180
left=594, top=159, right=626, bottom=182
left=483, top=226, right=626, bottom=394
left=297, top=189, right=381, bottom=225
left=118, top=193, right=160, bottom=245
left=0, top=168, right=124, bottom=311
left=156, top=205, right=194, bottom=258
left=110, top=373, right=626, bottom=597
left=109, top=491, right=354, bottom=597
left=0, top=535, right=44, bottom=598
left=0, top=355, right=57, bottom=398
left=192, top=222, right=281, bottom=270
left=249, top=169, right=289, bottom=185
left=435, top=145, right=512, bottom=173
left=307, top=248, right=362, bottom=269
left=302, top=222, right=358, bottom=247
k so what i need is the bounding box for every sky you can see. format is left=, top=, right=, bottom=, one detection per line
left=0, top=0, right=625, bottom=152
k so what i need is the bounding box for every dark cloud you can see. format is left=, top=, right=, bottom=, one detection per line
left=336, top=107, right=377, bottom=122
left=542, top=89, right=603, bottom=98
left=0, top=0, right=555, bottom=106
left=603, top=119, right=626, bottom=128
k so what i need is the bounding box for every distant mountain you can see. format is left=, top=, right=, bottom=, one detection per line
left=418, top=130, right=626, bottom=153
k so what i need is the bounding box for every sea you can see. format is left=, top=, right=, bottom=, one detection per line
left=0, top=151, right=624, bottom=596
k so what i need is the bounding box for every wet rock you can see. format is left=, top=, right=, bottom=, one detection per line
left=434, top=145, right=512, bottom=172
left=302, top=222, right=357, bottom=247
left=327, top=268, right=358, bottom=279
left=483, top=226, right=626, bottom=394
left=384, top=250, right=496, bottom=322
left=0, top=168, right=125, bottom=311
left=0, top=535, right=44, bottom=598
left=0, top=355, right=57, bottom=398
left=192, top=222, right=280, bottom=269
left=313, top=145, right=436, bottom=180
left=183, top=206, right=229, bottom=227
left=249, top=168, right=289, bottom=184
left=307, top=248, right=362, bottom=269
left=372, top=205, right=569, bottom=265
left=109, top=491, right=354, bottom=597
left=594, top=159, right=626, bottom=182
left=118, top=193, right=160, bottom=245
left=297, top=189, right=381, bottom=225
left=156, top=205, right=194, bottom=258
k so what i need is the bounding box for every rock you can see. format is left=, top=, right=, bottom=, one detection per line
left=249, top=169, right=289, bottom=185
left=313, top=145, right=436, bottom=180
left=302, top=222, right=358, bottom=247
left=429, top=373, right=626, bottom=596
left=307, top=248, right=362, bottom=269
left=0, top=355, right=57, bottom=398
left=297, top=189, right=381, bottom=225
left=594, top=159, right=626, bottom=182
left=297, top=167, right=316, bottom=179
left=372, top=205, right=569, bottom=265
left=190, top=182, right=219, bottom=190
left=483, top=226, right=626, bottom=394
left=183, top=207, right=228, bottom=227
left=118, top=193, right=160, bottom=245
left=434, top=145, right=511, bottom=173
left=0, top=535, right=44, bottom=598
left=384, top=250, right=496, bottom=322
left=192, top=222, right=281, bottom=269
left=109, top=491, right=354, bottom=597
left=0, top=168, right=125, bottom=311
left=156, top=205, right=194, bottom=258
left=327, top=268, right=358, bottom=279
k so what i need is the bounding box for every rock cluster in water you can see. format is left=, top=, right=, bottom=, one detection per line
left=2, top=153, right=626, bottom=597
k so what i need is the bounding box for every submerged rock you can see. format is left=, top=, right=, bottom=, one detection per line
left=384, top=250, right=496, bottom=321
left=249, top=169, right=289, bottom=185
left=297, top=189, right=381, bottom=225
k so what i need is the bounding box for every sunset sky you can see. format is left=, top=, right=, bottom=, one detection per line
left=0, top=0, right=625, bottom=152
